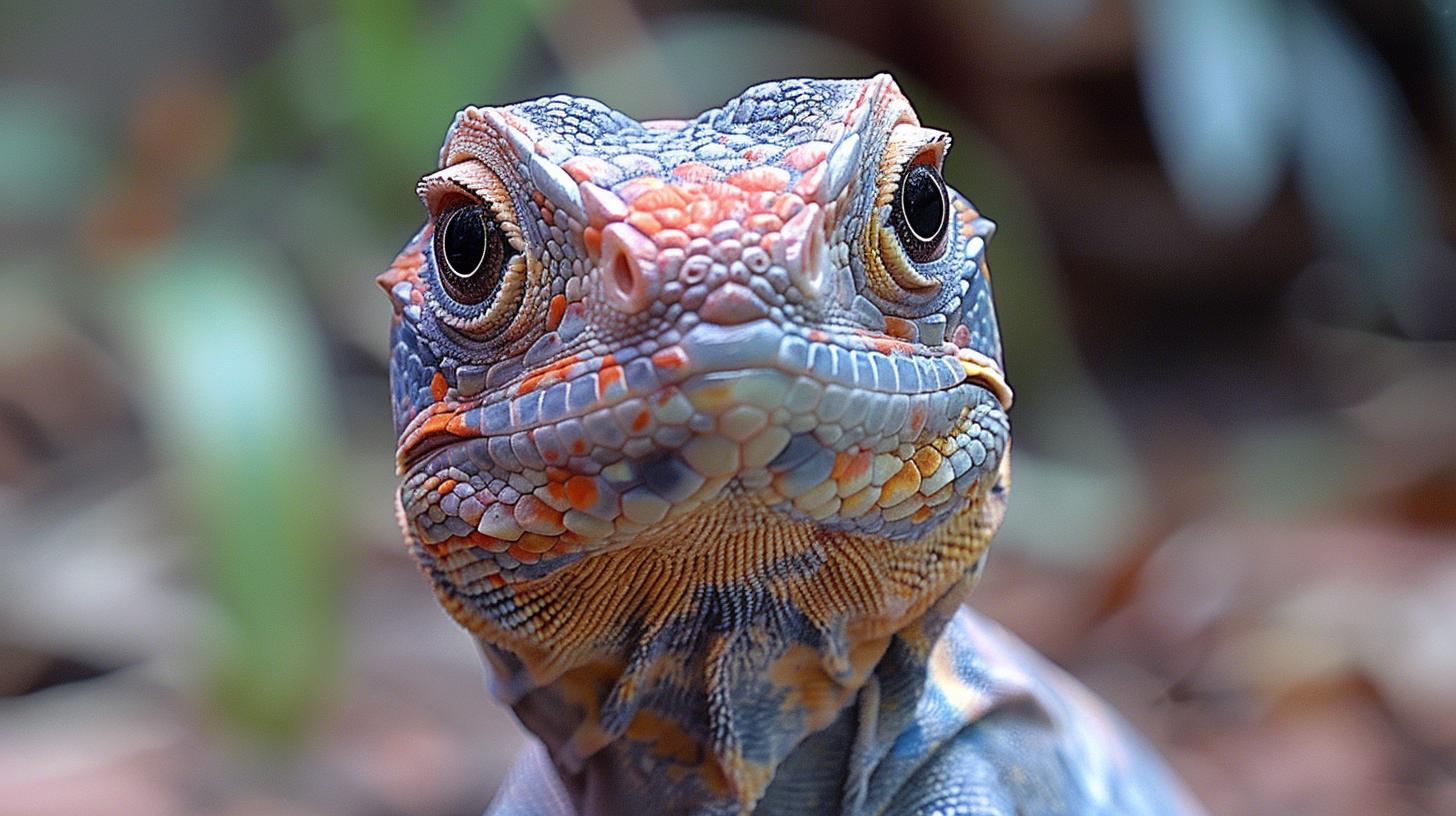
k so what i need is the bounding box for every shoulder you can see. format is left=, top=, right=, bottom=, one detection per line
left=883, top=609, right=1204, bottom=816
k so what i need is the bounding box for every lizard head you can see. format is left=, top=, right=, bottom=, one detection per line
left=381, top=75, right=1011, bottom=800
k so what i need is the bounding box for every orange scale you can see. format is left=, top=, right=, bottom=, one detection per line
left=546, top=294, right=568, bottom=330
left=564, top=475, right=599, bottom=511
left=883, top=316, right=917, bottom=341
left=630, top=410, right=651, bottom=432
left=726, top=166, right=790, bottom=192
left=686, top=199, right=716, bottom=225
left=772, top=194, right=806, bottom=221
left=842, top=451, right=872, bottom=481
left=506, top=543, right=541, bottom=564
left=627, top=211, right=662, bottom=236
left=746, top=213, right=782, bottom=233
left=561, top=156, right=617, bottom=183
left=672, top=163, right=718, bottom=183
left=655, top=207, right=688, bottom=229
left=617, top=176, right=665, bottom=203
left=792, top=164, right=826, bottom=199
left=651, top=348, right=689, bottom=369
left=633, top=186, right=688, bottom=211
left=780, top=142, right=830, bottom=171
left=655, top=229, right=690, bottom=249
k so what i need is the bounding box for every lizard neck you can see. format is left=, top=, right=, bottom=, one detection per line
left=464, top=493, right=1002, bottom=815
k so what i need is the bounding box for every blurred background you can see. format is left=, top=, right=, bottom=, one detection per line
left=2, top=0, right=1454, bottom=813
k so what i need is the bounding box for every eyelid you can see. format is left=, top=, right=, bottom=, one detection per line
left=887, top=124, right=950, bottom=167
left=416, top=160, right=504, bottom=217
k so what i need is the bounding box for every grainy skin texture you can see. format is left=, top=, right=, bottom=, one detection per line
left=381, top=75, right=1204, bottom=815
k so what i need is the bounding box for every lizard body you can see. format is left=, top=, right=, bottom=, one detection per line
left=381, top=75, right=1202, bottom=815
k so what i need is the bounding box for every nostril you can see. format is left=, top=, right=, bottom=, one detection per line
left=600, top=222, right=660, bottom=314
left=611, top=252, right=636, bottom=297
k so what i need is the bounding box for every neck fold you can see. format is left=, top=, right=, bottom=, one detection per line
left=465, top=492, right=1003, bottom=814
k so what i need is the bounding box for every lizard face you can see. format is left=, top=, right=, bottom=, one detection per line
left=382, top=75, right=1010, bottom=664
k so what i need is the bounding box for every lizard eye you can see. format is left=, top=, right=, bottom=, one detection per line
left=893, top=164, right=949, bottom=263
left=435, top=203, right=505, bottom=306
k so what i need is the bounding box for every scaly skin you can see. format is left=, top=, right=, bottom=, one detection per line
left=382, top=76, right=1203, bottom=815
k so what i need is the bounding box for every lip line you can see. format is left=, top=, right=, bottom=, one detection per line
left=396, top=324, right=1010, bottom=473
left=396, top=368, right=1007, bottom=479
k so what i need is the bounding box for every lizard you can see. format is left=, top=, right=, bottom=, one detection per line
left=380, top=75, right=1204, bottom=816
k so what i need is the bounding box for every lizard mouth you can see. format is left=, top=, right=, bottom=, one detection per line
left=397, top=318, right=1010, bottom=473
left=395, top=317, right=1010, bottom=586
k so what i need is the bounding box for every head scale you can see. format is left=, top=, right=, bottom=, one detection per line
left=380, top=75, right=1011, bottom=808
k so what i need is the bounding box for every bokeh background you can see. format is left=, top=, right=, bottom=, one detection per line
left=2, top=1, right=1454, bottom=813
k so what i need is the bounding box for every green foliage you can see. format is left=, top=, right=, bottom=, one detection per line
left=120, top=242, right=342, bottom=742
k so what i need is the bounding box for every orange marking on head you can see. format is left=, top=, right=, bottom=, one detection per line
left=633, top=186, right=687, bottom=211
left=656, top=229, right=690, bottom=249
left=627, top=211, right=662, bottom=236
left=418, top=413, right=453, bottom=437
left=444, top=412, right=474, bottom=435
left=547, top=482, right=568, bottom=503
left=561, top=155, right=616, bottom=183
left=583, top=226, right=603, bottom=255
left=655, top=207, right=688, bottom=229
left=791, top=164, right=826, bottom=198
left=686, top=198, right=716, bottom=226
left=618, top=175, right=665, bottom=203
left=808, top=330, right=829, bottom=343
left=672, top=163, right=718, bottom=183
left=910, top=506, right=933, bottom=523
left=565, top=475, right=599, bottom=510
left=571, top=439, right=588, bottom=454
left=596, top=354, right=622, bottom=399
left=631, top=410, right=650, bottom=432
left=518, top=353, right=586, bottom=395
left=843, top=450, right=872, bottom=481
left=882, top=316, right=917, bottom=341
left=772, top=194, right=805, bottom=222
left=547, top=294, right=568, bottom=330
left=746, top=213, right=783, bottom=233
left=652, top=347, right=689, bottom=369
left=780, top=142, right=831, bottom=171
left=437, top=479, right=457, bottom=495
left=830, top=452, right=852, bottom=480
left=909, top=405, right=927, bottom=433
left=430, top=371, right=449, bottom=401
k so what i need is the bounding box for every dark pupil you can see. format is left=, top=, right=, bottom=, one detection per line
left=901, top=164, right=946, bottom=243
left=443, top=206, right=487, bottom=279
left=437, top=204, right=500, bottom=305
